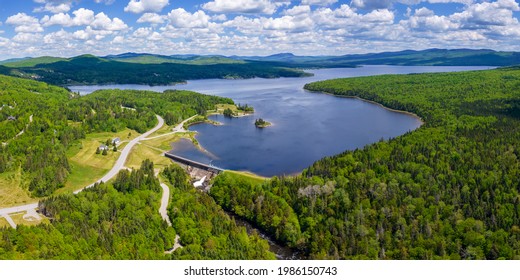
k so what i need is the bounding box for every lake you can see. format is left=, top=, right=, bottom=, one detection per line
left=70, top=65, right=493, bottom=177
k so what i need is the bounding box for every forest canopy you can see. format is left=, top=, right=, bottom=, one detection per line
left=210, top=68, right=520, bottom=259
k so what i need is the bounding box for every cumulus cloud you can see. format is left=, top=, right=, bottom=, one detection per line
left=6, top=13, right=44, bottom=33
left=41, top=9, right=127, bottom=31
left=91, top=13, right=128, bottom=31
left=2, top=0, right=520, bottom=59
left=403, top=7, right=458, bottom=31
left=12, top=32, right=43, bottom=43
left=283, top=5, right=311, bottom=16
left=263, top=15, right=314, bottom=32
left=33, top=0, right=72, bottom=13
left=137, top=13, right=166, bottom=24
left=124, top=0, right=170, bottom=14
left=452, top=0, right=520, bottom=28
left=167, top=8, right=210, bottom=28
left=202, top=0, right=278, bottom=14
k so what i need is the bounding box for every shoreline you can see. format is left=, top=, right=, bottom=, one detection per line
left=304, top=89, right=425, bottom=125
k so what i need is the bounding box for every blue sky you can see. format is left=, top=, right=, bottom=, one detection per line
left=0, top=0, right=519, bottom=59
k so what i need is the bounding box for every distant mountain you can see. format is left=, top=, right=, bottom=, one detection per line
left=5, top=55, right=309, bottom=86
left=103, top=53, right=245, bottom=65
left=233, top=49, right=520, bottom=67
left=1, top=56, right=66, bottom=67
left=0, top=57, right=31, bottom=64
left=2, top=49, right=519, bottom=86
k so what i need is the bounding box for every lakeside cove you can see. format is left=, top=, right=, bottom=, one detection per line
left=70, top=66, right=492, bottom=177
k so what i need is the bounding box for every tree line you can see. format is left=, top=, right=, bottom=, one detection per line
left=210, top=68, right=520, bottom=259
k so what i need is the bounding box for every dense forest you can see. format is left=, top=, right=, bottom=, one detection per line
left=0, top=74, right=231, bottom=196
left=162, top=165, right=275, bottom=259
left=2, top=66, right=520, bottom=260
left=1, top=55, right=310, bottom=86
left=0, top=162, right=175, bottom=259
left=211, top=68, right=520, bottom=259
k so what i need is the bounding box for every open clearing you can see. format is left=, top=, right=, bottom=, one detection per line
left=62, top=128, right=139, bottom=192
left=222, top=170, right=269, bottom=185
left=126, top=132, right=195, bottom=169
left=0, top=167, right=38, bottom=208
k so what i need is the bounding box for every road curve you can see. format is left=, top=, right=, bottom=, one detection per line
left=159, top=183, right=172, bottom=227
left=74, top=115, right=164, bottom=194
left=142, top=114, right=197, bottom=140
left=0, top=115, right=164, bottom=217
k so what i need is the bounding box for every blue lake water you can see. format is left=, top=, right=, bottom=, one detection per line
left=70, top=65, right=493, bottom=176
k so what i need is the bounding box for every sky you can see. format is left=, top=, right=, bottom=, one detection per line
left=0, top=0, right=519, bottom=59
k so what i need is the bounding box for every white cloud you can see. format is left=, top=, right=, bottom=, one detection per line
left=112, top=35, right=125, bottom=44
left=41, top=8, right=95, bottom=27
left=2, top=0, right=520, bottom=59
left=202, top=0, right=278, bottom=14
left=33, top=0, right=72, bottom=13
left=40, top=9, right=127, bottom=32
left=167, top=8, right=210, bottom=28
left=283, top=5, right=311, bottom=16
left=124, top=0, right=170, bottom=14
left=41, top=13, right=73, bottom=27
left=452, top=0, right=520, bottom=27
left=72, top=8, right=97, bottom=26
left=6, top=13, right=44, bottom=33
left=43, top=29, right=70, bottom=44
left=12, top=32, right=43, bottom=43
left=403, top=7, right=458, bottom=31
left=212, top=14, right=228, bottom=21
left=263, top=15, right=314, bottom=32
left=137, top=13, right=166, bottom=24
left=91, top=13, right=128, bottom=31
left=73, top=29, right=90, bottom=40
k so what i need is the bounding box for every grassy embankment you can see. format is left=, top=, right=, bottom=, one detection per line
left=59, top=128, right=138, bottom=194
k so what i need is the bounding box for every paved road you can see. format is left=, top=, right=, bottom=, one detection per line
left=1, top=214, right=17, bottom=229
left=159, top=183, right=172, bottom=227
left=142, top=114, right=197, bottom=140
left=74, top=115, right=164, bottom=194
left=0, top=115, right=164, bottom=219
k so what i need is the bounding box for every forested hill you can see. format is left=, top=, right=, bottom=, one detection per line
left=0, top=161, right=275, bottom=259
left=0, top=55, right=310, bottom=86
left=211, top=68, right=520, bottom=259
left=2, top=49, right=520, bottom=87
left=234, top=49, right=520, bottom=67
left=0, top=74, right=232, bottom=196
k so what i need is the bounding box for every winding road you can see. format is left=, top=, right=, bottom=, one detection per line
left=0, top=115, right=165, bottom=221
left=1, top=113, right=183, bottom=251
left=142, top=114, right=197, bottom=141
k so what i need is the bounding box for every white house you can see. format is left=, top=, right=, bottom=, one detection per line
left=112, top=137, right=120, bottom=145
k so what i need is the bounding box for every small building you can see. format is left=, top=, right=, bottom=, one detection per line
left=112, top=137, right=121, bottom=145
left=99, top=144, right=109, bottom=151
left=7, top=116, right=16, bottom=121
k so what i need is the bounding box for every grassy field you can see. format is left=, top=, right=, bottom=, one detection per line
left=222, top=170, right=269, bottom=185
left=0, top=167, right=38, bottom=208
left=10, top=212, right=49, bottom=226
left=62, top=128, right=139, bottom=192
left=126, top=132, right=197, bottom=169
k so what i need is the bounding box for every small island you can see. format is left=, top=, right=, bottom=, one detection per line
left=254, top=118, right=271, bottom=128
